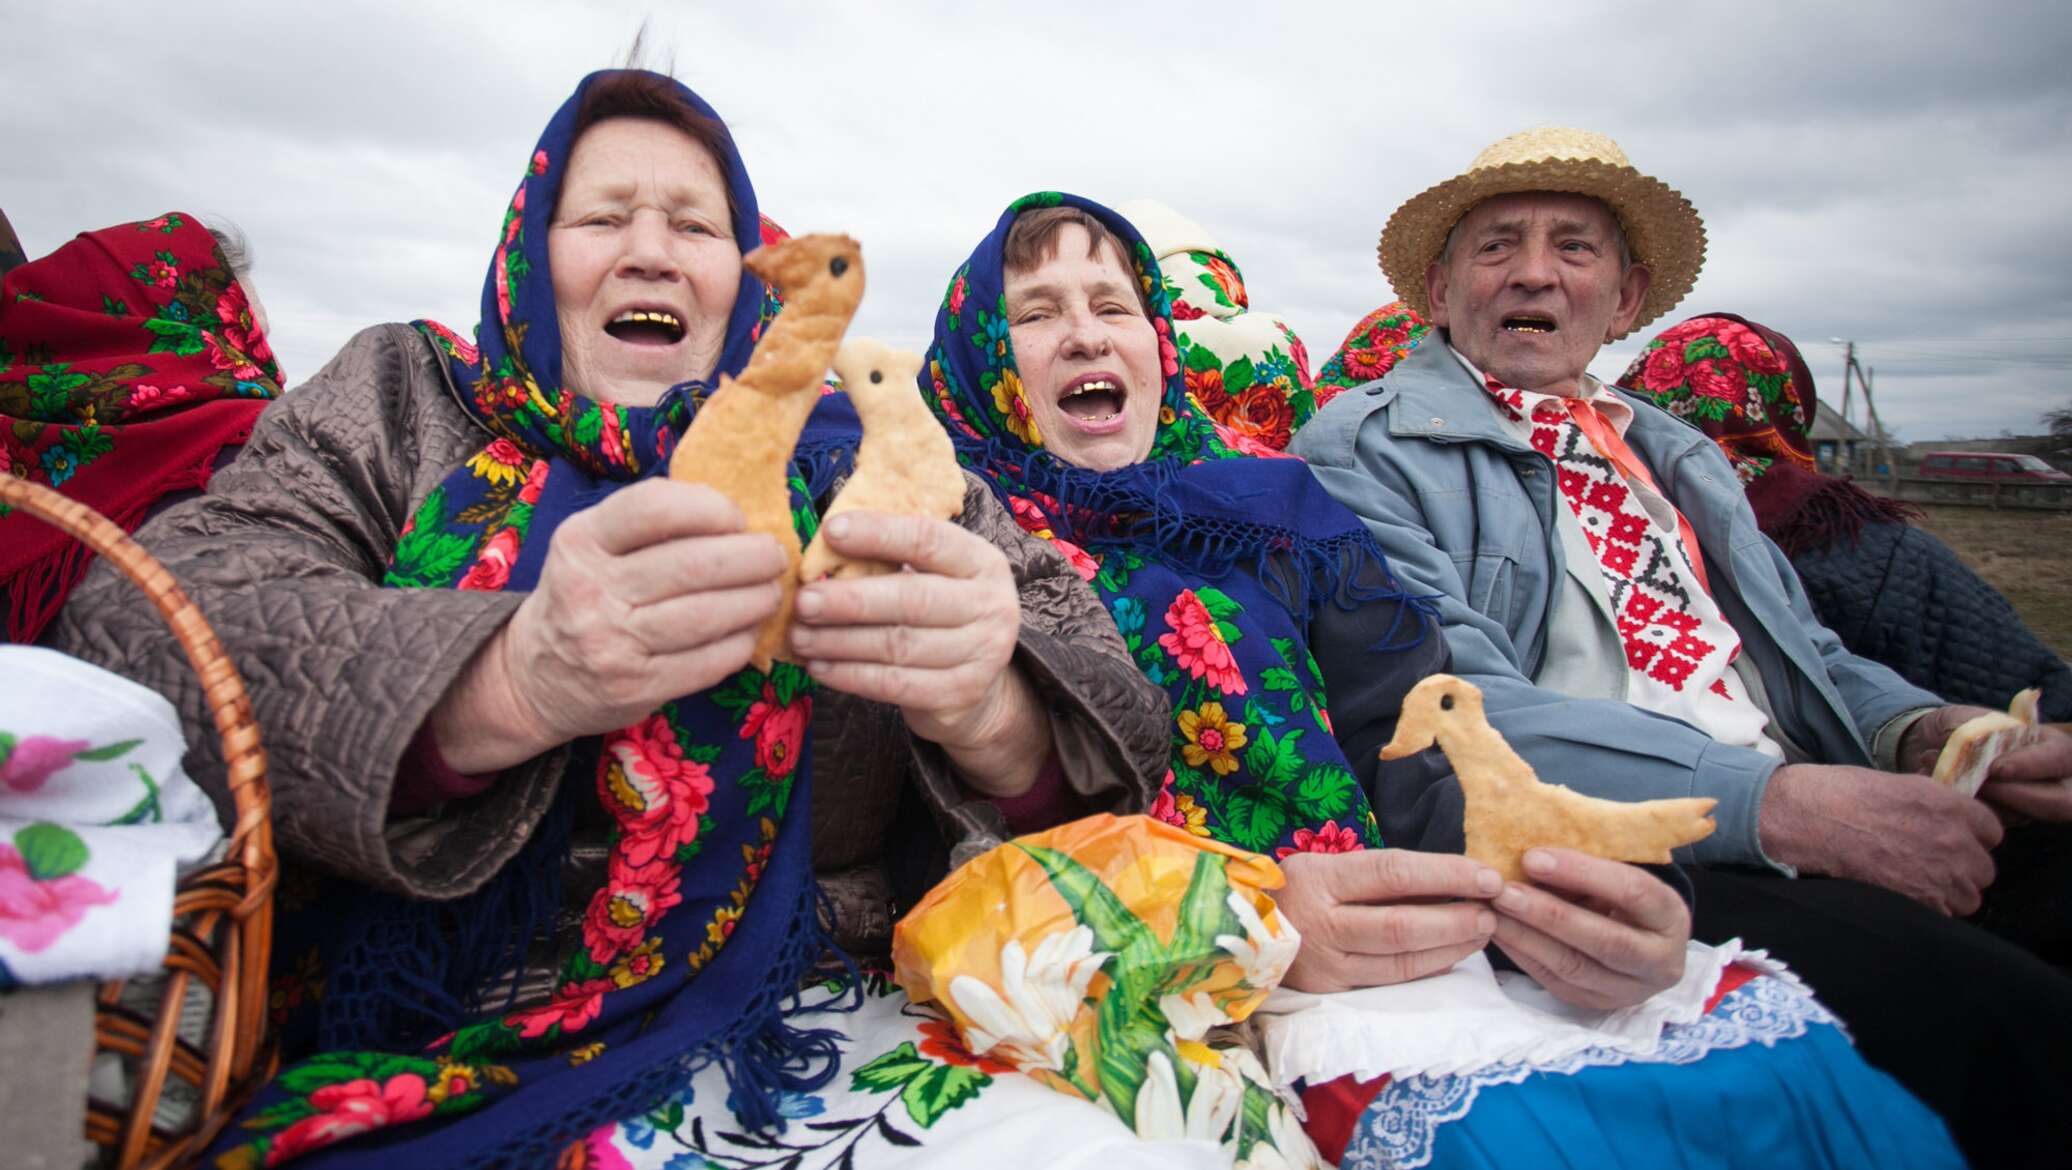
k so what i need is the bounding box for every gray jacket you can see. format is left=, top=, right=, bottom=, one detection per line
left=1290, top=340, right=1942, bottom=869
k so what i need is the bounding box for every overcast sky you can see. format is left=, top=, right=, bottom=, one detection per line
left=8, top=0, right=2070, bottom=440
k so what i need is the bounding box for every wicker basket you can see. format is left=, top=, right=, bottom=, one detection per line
left=1, top=474, right=278, bottom=1169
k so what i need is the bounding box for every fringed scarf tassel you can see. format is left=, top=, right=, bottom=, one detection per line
left=314, top=775, right=579, bottom=1052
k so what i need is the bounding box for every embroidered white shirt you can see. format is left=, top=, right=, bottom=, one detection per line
left=1451, top=347, right=1783, bottom=759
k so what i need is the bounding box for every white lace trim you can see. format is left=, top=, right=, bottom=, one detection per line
left=1341, top=977, right=1837, bottom=1170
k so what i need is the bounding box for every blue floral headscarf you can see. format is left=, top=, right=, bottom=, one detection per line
left=216, top=72, right=856, bottom=1170
left=923, top=192, right=1435, bottom=859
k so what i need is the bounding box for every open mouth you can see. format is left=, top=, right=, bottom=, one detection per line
left=1058, top=375, right=1125, bottom=423
left=603, top=308, right=686, bottom=347
left=1503, top=314, right=1558, bottom=335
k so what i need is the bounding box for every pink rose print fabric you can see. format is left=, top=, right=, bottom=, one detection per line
left=1, top=646, right=222, bottom=986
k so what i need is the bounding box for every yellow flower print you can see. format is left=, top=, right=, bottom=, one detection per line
left=566, top=1043, right=606, bottom=1067
left=991, top=369, right=1043, bottom=445
left=707, top=902, right=743, bottom=946
left=609, top=937, right=667, bottom=988
left=1172, top=793, right=1211, bottom=836
left=466, top=443, right=524, bottom=488
left=1178, top=702, right=1248, bottom=776
left=425, top=1062, right=478, bottom=1105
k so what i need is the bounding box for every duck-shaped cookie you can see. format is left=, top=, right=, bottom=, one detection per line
left=1381, top=675, right=1716, bottom=882
left=800, top=339, right=967, bottom=582
left=668, top=233, right=865, bottom=670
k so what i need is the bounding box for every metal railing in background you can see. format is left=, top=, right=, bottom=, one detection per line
left=1874, top=476, right=2072, bottom=510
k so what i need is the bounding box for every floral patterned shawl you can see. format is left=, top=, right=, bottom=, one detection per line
left=214, top=72, right=857, bottom=1170
left=1311, top=300, right=1431, bottom=409
left=1616, top=313, right=1914, bottom=555
left=0, top=214, right=281, bottom=643
left=1115, top=198, right=1319, bottom=451
left=922, top=192, right=1434, bottom=862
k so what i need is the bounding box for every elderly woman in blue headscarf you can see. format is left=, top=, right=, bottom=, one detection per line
left=919, top=193, right=1964, bottom=1170
left=52, top=73, right=1175, bottom=1168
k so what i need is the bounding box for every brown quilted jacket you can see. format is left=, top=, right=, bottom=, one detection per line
left=52, top=323, right=1168, bottom=953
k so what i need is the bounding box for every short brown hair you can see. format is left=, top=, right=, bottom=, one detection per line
left=1003, top=207, right=1148, bottom=311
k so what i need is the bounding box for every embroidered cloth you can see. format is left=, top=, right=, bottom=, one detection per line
left=0, top=646, right=221, bottom=986
left=1473, top=360, right=1776, bottom=754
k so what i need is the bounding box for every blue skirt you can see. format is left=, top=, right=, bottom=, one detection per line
left=1339, top=981, right=1964, bottom=1170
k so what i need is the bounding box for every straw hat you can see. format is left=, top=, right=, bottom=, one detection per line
left=1378, top=127, right=1705, bottom=337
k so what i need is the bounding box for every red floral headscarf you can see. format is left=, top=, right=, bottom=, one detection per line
left=1, top=212, right=282, bottom=642
left=1617, top=313, right=1913, bottom=553
left=1616, top=312, right=1816, bottom=484
left=1312, top=300, right=1433, bottom=410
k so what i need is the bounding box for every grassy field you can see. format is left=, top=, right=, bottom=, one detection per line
left=1910, top=504, right=2072, bottom=660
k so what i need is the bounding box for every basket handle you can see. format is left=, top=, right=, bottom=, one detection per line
left=0, top=475, right=275, bottom=908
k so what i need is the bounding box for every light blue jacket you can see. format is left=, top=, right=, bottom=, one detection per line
left=1289, top=340, right=1942, bottom=868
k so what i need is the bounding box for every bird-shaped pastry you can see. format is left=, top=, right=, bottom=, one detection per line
left=1380, top=674, right=1716, bottom=882
left=799, top=339, right=967, bottom=582
left=1933, top=687, right=2044, bottom=797
left=669, top=233, right=865, bottom=670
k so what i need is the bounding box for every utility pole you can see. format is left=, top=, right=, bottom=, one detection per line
left=1835, top=340, right=1856, bottom=434
left=1829, top=339, right=1893, bottom=484
left=1861, top=365, right=1894, bottom=483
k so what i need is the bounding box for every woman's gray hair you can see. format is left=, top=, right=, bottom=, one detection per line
left=203, top=217, right=253, bottom=278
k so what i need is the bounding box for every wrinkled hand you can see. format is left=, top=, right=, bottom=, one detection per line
left=789, top=511, right=1042, bottom=793
left=1903, top=705, right=2072, bottom=822
left=1760, top=762, right=2002, bottom=914
left=1490, top=849, right=1690, bottom=1011
left=1276, top=850, right=1501, bottom=994
left=432, top=480, right=785, bottom=772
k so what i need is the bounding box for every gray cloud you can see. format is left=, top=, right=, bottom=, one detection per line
left=6, top=0, right=2068, bottom=439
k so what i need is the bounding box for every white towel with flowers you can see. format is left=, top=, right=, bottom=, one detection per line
left=1254, top=938, right=1810, bottom=1087
left=1, top=646, right=222, bottom=986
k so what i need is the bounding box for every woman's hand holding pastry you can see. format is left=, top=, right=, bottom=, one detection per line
left=789, top=511, right=1047, bottom=796
left=1276, top=849, right=1502, bottom=993
left=431, top=479, right=786, bottom=773
left=1489, top=848, right=1690, bottom=1011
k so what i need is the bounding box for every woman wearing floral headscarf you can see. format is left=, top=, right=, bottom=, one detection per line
left=1310, top=300, right=1432, bottom=407
left=923, top=195, right=1963, bottom=1170
left=1, top=213, right=282, bottom=643
left=1617, top=313, right=2070, bottom=722
left=52, top=72, right=1171, bottom=1169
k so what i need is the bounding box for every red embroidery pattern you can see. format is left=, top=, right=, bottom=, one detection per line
left=1484, top=379, right=1731, bottom=695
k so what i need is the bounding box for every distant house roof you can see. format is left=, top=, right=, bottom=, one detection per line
left=1810, top=401, right=1869, bottom=443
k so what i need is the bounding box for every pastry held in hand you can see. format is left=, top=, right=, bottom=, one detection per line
left=1934, top=687, right=2043, bottom=798
left=1380, top=674, right=1717, bottom=882
left=799, top=339, right=966, bottom=581
left=667, top=233, right=865, bottom=669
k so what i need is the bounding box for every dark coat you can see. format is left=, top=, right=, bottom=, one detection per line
left=1789, top=520, right=2072, bottom=722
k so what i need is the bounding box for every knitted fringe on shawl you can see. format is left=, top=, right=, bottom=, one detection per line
left=314, top=774, right=861, bottom=1168
left=1748, top=465, right=1921, bottom=558
left=315, top=772, right=583, bottom=1052
left=455, top=877, right=859, bottom=1170
left=954, top=434, right=1439, bottom=642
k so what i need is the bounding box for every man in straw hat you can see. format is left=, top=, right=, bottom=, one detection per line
left=1291, top=127, right=2072, bottom=1164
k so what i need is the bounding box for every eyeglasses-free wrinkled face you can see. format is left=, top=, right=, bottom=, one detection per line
left=1427, top=191, right=1651, bottom=396
left=548, top=116, right=742, bottom=407
left=1003, top=224, right=1165, bottom=471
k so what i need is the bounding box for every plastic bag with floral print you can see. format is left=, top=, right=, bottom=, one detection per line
left=892, top=813, right=1321, bottom=1169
